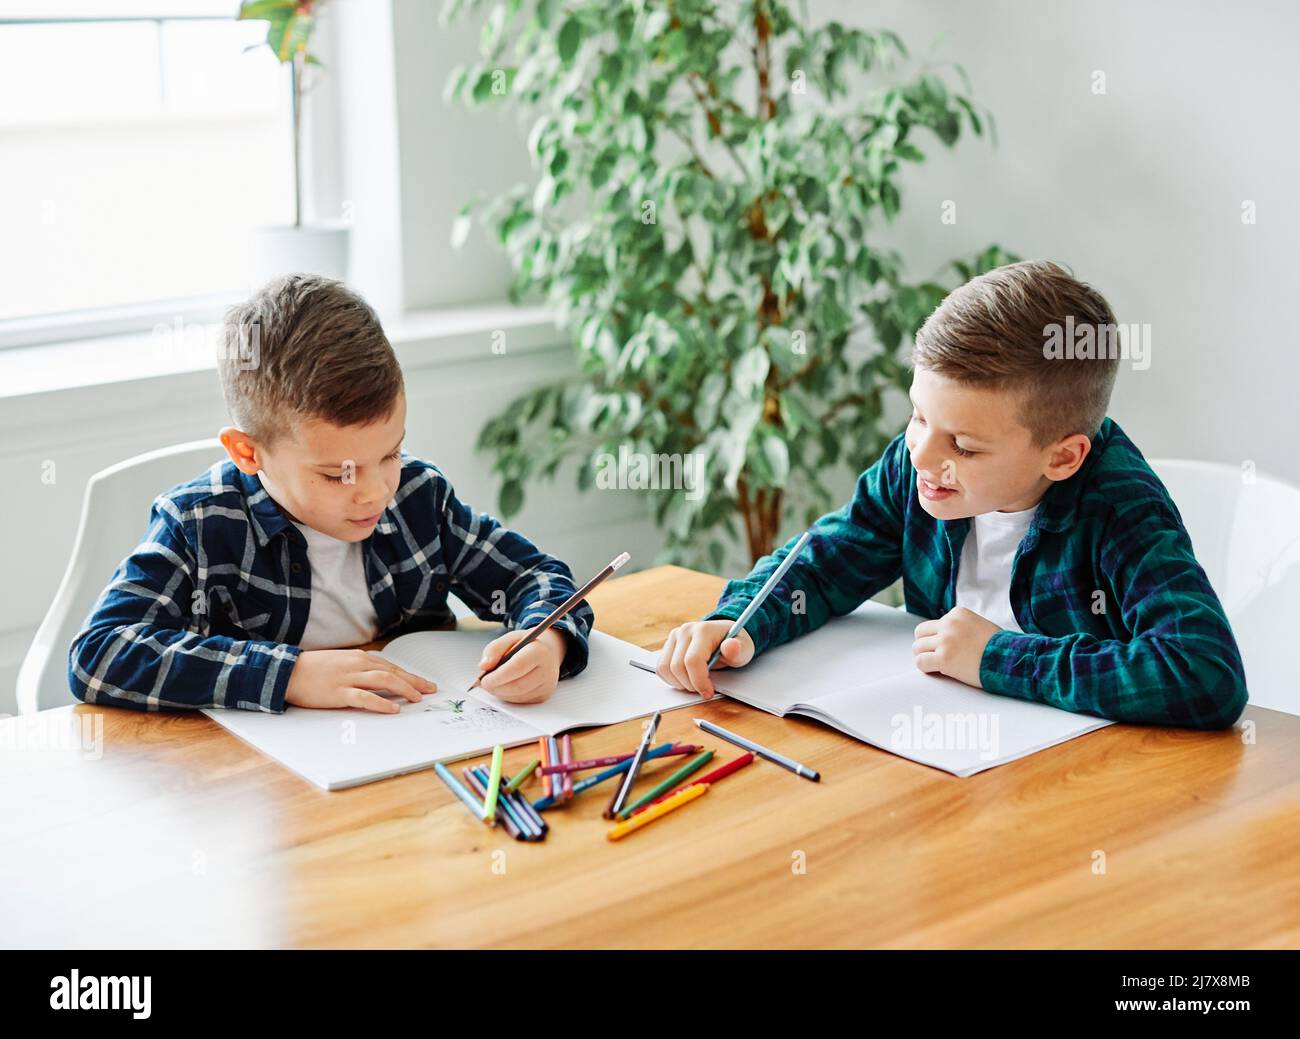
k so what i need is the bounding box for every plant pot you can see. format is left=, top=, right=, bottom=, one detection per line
left=248, top=223, right=350, bottom=289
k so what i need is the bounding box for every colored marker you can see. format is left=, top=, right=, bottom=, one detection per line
left=619, top=750, right=714, bottom=819
left=481, top=744, right=504, bottom=821
left=539, top=744, right=700, bottom=775
left=632, top=752, right=754, bottom=815
left=435, top=761, right=488, bottom=824
left=605, top=712, right=660, bottom=819
left=533, top=741, right=678, bottom=810
left=607, top=783, right=708, bottom=841
left=505, top=758, right=539, bottom=794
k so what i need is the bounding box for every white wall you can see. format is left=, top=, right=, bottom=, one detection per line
left=814, top=0, right=1300, bottom=482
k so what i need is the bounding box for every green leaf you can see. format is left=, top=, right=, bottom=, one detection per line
left=499, top=479, right=524, bottom=519
left=733, top=346, right=771, bottom=400
left=238, top=0, right=294, bottom=20
left=557, top=18, right=582, bottom=65
left=762, top=434, right=790, bottom=484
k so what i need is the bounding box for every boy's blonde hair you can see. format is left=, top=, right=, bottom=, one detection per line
left=218, top=274, right=403, bottom=450
left=911, top=260, right=1119, bottom=447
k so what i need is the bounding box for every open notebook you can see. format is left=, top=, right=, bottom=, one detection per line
left=203, top=629, right=696, bottom=791
left=704, top=600, right=1113, bottom=777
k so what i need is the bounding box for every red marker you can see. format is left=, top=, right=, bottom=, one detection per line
left=631, top=752, right=755, bottom=815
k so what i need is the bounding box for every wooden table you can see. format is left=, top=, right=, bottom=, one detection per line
left=3, top=565, right=1298, bottom=948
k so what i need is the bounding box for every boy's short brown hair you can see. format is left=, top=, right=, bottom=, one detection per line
left=911, top=259, right=1119, bottom=447
left=218, top=274, right=404, bottom=449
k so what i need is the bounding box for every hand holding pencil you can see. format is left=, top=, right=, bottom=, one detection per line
left=471, top=552, right=631, bottom=703
left=655, top=621, right=755, bottom=699
left=475, top=627, right=570, bottom=703
left=657, top=530, right=814, bottom=698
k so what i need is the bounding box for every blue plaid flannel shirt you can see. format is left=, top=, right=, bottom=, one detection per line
left=68, top=454, right=593, bottom=712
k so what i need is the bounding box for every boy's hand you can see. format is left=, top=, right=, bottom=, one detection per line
left=912, top=607, right=1001, bottom=688
left=656, top=619, right=755, bottom=699
left=476, top=627, right=567, bottom=704
left=285, top=649, right=438, bottom=714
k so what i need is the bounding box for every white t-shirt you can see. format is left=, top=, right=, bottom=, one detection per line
left=954, top=504, right=1039, bottom=633
left=288, top=519, right=380, bottom=650
left=255, top=470, right=379, bottom=650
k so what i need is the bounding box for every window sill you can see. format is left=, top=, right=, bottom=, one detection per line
left=0, top=301, right=562, bottom=402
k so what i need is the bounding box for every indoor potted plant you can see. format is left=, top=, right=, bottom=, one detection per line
left=445, top=0, right=1016, bottom=568
left=239, top=0, right=349, bottom=285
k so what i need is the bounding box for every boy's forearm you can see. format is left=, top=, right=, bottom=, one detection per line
left=979, top=629, right=1248, bottom=729
left=70, top=624, right=300, bottom=712
left=705, top=436, right=908, bottom=656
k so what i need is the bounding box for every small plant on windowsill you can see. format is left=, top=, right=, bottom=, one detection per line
left=238, top=0, right=349, bottom=282
left=445, top=0, right=1016, bottom=569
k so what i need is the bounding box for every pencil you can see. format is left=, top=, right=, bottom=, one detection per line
left=482, top=744, right=504, bottom=821
left=605, top=712, right=661, bottom=819
left=632, top=752, right=754, bottom=815
left=468, top=551, right=631, bottom=691
left=434, top=761, right=489, bottom=824
left=618, top=750, right=714, bottom=819
left=695, top=718, right=820, bottom=781
left=607, top=783, right=708, bottom=841
left=706, top=530, right=813, bottom=668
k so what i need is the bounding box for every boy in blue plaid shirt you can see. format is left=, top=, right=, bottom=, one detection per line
left=69, top=275, right=592, bottom=714
left=657, top=260, right=1247, bottom=730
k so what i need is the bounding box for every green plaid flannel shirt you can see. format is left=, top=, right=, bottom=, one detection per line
left=706, top=417, right=1247, bottom=729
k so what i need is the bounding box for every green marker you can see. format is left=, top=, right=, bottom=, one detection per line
left=482, top=745, right=504, bottom=822
left=618, top=750, right=714, bottom=819
left=505, top=758, right=539, bottom=794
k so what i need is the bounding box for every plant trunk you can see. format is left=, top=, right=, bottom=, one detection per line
left=291, top=53, right=303, bottom=229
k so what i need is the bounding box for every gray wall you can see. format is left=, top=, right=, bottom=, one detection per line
left=816, top=0, right=1300, bottom=481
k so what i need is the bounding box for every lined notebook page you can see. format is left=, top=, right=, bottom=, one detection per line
left=802, top=668, right=1112, bottom=777
left=710, top=600, right=923, bottom=712
left=708, top=600, right=1112, bottom=776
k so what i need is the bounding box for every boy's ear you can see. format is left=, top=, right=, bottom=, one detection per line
left=218, top=427, right=260, bottom=473
left=1043, top=433, right=1092, bottom=483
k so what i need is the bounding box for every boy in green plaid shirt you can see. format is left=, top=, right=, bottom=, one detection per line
left=656, top=260, right=1247, bottom=729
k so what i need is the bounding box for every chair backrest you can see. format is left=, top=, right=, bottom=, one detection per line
left=1148, top=458, right=1300, bottom=715
left=16, top=438, right=226, bottom=713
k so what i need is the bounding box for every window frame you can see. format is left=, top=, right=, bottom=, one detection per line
left=0, top=9, right=331, bottom=349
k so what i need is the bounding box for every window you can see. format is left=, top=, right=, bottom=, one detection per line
left=0, top=1, right=297, bottom=332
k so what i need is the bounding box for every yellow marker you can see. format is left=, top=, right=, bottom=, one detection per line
left=606, top=783, right=708, bottom=841
left=482, top=745, right=504, bottom=822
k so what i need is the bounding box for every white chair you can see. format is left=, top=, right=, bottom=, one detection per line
left=1148, top=458, right=1300, bottom=716
left=16, top=438, right=226, bottom=713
